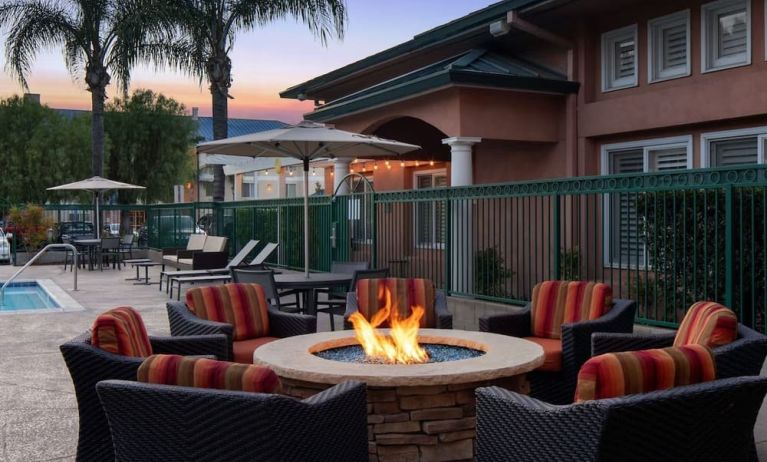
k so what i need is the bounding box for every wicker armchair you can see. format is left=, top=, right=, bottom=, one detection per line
left=60, top=331, right=228, bottom=462
left=480, top=292, right=636, bottom=404
left=476, top=376, right=767, bottom=462
left=167, top=298, right=316, bottom=363
left=96, top=380, right=368, bottom=462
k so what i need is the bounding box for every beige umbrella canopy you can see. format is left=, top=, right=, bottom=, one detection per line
left=197, top=121, right=420, bottom=276
left=48, top=176, right=145, bottom=238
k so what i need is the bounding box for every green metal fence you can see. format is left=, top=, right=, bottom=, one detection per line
left=7, top=164, right=767, bottom=332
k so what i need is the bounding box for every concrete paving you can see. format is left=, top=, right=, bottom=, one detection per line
left=0, top=263, right=765, bottom=461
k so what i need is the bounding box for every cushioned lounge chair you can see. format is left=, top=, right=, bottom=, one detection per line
left=162, top=234, right=206, bottom=268
left=159, top=239, right=259, bottom=292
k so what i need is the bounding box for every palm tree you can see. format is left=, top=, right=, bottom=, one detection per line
left=0, top=0, right=164, bottom=177
left=152, top=0, right=347, bottom=201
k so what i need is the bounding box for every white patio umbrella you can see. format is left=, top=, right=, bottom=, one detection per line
left=197, top=121, right=420, bottom=277
left=48, top=176, right=145, bottom=238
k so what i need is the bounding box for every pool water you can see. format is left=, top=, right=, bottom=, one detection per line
left=0, top=282, right=61, bottom=311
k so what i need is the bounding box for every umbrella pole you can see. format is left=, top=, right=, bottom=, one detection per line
left=303, top=158, right=310, bottom=278
left=95, top=192, right=100, bottom=239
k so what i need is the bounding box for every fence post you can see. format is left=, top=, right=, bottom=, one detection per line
left=371, top=192, right=378, bottom=268
left=444, top=189, right=452, bottom=294
left=724, top=185, right=734, bottom=308
left=553, top=194, right=561, bottom=280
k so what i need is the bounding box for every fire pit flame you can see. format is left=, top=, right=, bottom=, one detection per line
left=348, top=288, right=429, bottom=364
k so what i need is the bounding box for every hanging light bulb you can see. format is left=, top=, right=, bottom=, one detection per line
left=385, top=160, right=390, bottom=166
left=312, top=168, right=317, bottom=176
left=374, top=162, right=379, bottom=170
left=415, top=161, right=420, bottom=167
left=350, top=168, right=355, bottom=174
left=429, top=160, right=435, bottom=166
left=265, top=169, right=270, bottom=176
left=330, top=170, right=334, bottom=176
left=387, top=163, right=392, bottom=169
left=288, top=167, right=294, bottom=176
left=400, top=161, right=405, bottom=167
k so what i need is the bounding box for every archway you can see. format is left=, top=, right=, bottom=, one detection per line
left=370, top=116, right=450, bottom=162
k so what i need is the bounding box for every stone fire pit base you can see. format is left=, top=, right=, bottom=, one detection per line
left=280, top=375, right=529, bottom=462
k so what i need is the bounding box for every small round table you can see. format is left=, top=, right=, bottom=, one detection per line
left=274, top=273, right=352, bottom=316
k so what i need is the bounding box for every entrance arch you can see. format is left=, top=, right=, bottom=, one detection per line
left=368, top=117, right=451, bottom=162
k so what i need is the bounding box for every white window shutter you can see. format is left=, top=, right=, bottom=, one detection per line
left=651, top=147, right=689, bottom=171
left=663, top=24, right=687, bottom=69
left=711, top=138, right=759, bottom=166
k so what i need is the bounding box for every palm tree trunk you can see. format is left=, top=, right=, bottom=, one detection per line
left=91, top=86, right=106, bottom=177
left=210, top=85, right=227, bottom=201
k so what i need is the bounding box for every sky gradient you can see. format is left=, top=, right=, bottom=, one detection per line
left=0, top=0, right=494, bottom=123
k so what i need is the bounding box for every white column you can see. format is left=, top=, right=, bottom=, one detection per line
left=442, top=137, right=481, bottom=294
left=333, top=159, right=351, bottom=195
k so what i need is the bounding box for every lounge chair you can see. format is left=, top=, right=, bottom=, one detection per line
left=161, top=233, right=206, bottom=269
left=174, top=236, right=229, bottom=270
left=169, top=243, right=280, bottom=300
left=159, top=239, right=259, bottom=292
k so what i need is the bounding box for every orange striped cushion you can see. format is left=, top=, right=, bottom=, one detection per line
left=91, top=306, right=152, bottom=358
left=137, top=354, right=280, bottom=394
left=186, top=284, right=270, bottom=341
left=574, top=344, right=716, bottom=402
left=531, top=281, right=613, bottom=339
left=674, top=301, right=738, bottom=348
left=356, top=278, right=436, bottom=328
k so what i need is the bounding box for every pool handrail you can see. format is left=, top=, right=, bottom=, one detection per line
left=0, top=243, right=78, bottom=306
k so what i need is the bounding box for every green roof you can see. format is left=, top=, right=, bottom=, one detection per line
left=280, top=0, right=546, bottom=100
left=304, top=49, right=579, bottom=122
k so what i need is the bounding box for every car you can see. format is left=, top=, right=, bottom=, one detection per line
left=54, top=222, right=95, bottom=243
left=104, top=223, right=121, bottom=236
left=0, top=227, right=10, bottom=262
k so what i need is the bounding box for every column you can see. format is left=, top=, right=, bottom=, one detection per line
left=442, top=137, right=481, bottom=294
left=333, top=159, right=351, bottom=195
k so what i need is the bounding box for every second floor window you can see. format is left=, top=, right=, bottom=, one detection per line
left=702, top=0, right=750, bottom=72
left=649, top=10, right=690, bottom=82
left=602, top=25, right=638, bottom=92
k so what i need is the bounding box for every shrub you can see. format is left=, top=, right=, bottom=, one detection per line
left=474, top=247, right=514, bottom=298
left=9, top=204, right=54, bottom=251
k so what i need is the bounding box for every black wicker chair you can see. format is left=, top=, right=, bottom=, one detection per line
left=476, top=376, right=767, bottom=462
left=479, top=298, right=636, bottom=404
left=167, top=299, right=316, bottom=363
left=344, top=283, right=452, bottom=329
left=96, top=380, right=368, bottom=462
left=60, top=331, right=228, bottom=462
left=592, top=323, right=767, bottom=379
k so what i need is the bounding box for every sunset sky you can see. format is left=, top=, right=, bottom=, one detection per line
left=0, top=0, right=493, bottom=123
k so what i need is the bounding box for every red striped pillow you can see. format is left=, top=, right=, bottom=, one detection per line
left=530, top=281, right=570, bottom=338
left=674, top=301, right=738, bottom=348
left=186, top=284, right=270, bottom=341
left=91, top=306, right=152, bottom=358
left=356, top=278, right=436, bottom=328
left=137, top=354, right=280, bottom=394
left=574, top=344, right=716, bottom=402
left=563, top=281, right=613, bottom=324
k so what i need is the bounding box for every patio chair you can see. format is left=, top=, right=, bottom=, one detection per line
left=162, top=233, right=206, bottom=270
left=118, top=233, right=135, bottom=260
left=167, top=283, right=316, bottom=363
left=96, top=354, right=367, bottom=462
left=475, top=342, right=767, bottom=462
left=344, top=277, right=452, bottom=329
left=97, top=237, right=121, bottom=270
left=479, top=281, right=636, bottom=404
left=174, top=236, right=229, bottom=271
left=315, top=267, right=389, bottom=330
left=592, top=301, right=767, bottom=379
left=231, top=268, right=300, bottom=312
left=160, top=239, right=259, bottom=292
left=60, top=306, right=228, bottom=462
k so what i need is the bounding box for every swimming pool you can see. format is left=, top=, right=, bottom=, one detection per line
left=0, top=280, right=83, bottom=312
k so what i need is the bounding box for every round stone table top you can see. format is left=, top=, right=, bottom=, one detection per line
left=253, top=329, right=544, bottom=387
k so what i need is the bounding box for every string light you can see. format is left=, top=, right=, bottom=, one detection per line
left=400, top=161, right=405, bottom=167
left=415, top=161, right=420, bottom=167
left=330, top=171, right=334, bottom=176
left=374, top=162, right=379, bottom=170
left=288, top=167, right=294, bottom=176
left=311, top=168, right=317, bottom=176
left=350, top=168, right=355, bottom=173
left=429, top=160, right=435, bottom=166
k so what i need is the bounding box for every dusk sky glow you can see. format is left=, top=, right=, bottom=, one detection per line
left=0, top=0, right=493, bottom=123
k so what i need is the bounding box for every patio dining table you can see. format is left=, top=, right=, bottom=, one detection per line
left=274, top=272, right=352, bottom=316
left=72, top=238, right=100, bottom=271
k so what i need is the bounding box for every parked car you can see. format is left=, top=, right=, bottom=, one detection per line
left=54, top=222, right=95, bottom=243
left=104, top=223, right=121, bottom=236
left=0, top=227, right=10, bottom=262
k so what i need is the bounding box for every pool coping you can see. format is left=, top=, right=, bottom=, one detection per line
left=0, top=279, right=84, bottom=314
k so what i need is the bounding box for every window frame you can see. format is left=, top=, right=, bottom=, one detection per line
left=701, top=0, right=751, bottom=73
left=413, top=169, right=448, bottom=250
left=700, top=126, right=767, bottom=167
left=602, top=24, right=639, bottom=92
left=601, top=136, right=693, bottom=268
left=648, top=10, right=691, bottom=83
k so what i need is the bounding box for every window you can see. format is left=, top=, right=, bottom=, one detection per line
left=414, top=171, right=447, bottom=247
left=701, top=127, right=767, bottom=166
left=241, top=174, right=255, bottom=198
left=602, top=137, right=692, bottom=267
left=702, top=0, right=750, bottom=72
left=285, top=183, right=298, bottom=198
left=649, top=11, right=690, bottom=82
left=602, top=25, right=638, bottom=92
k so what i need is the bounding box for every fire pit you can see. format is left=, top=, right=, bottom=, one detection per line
left=253, top=329, right=543, bottom=462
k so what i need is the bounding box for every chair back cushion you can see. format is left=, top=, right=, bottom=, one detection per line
left=674, top=301, right=738, bottom=348
left=202, top=236, right=228, bottom=252
left=531, top=281, right=613, bottom=339
left=187, top=234, right=206, bottom=251
left=574, top=344, right=716, bottom=402
left=186, top=283, right=270, bottom=341
left=91, top=306, right=153, bottom=358
left=137, top=354, right=280, bottom=393
left=356, top=278, right=436, bottom=327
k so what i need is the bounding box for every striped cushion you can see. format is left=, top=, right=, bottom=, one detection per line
left=186, top=284, right=270, bottom=341
left=91, top=306, right=152, bottom=358
left=674, top=301, right=738, bottom=348
left=531, top=281, right=613, bottom=339
left=356, top=278, right=436, bottom=328
left=137, top=354, right=280, bottom=394
left=574, top=344, right=716, bottom=402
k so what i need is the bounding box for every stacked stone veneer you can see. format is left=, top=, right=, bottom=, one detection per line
left=280, top=375, right=529, bottom=462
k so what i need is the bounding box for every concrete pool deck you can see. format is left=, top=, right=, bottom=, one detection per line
left=0, top=263, right=765, bottom=461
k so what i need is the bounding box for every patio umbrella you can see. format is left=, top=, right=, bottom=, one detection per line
left=197, top=121, right=420, bottom=277
left=48, top=176, right=145, bottom=238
